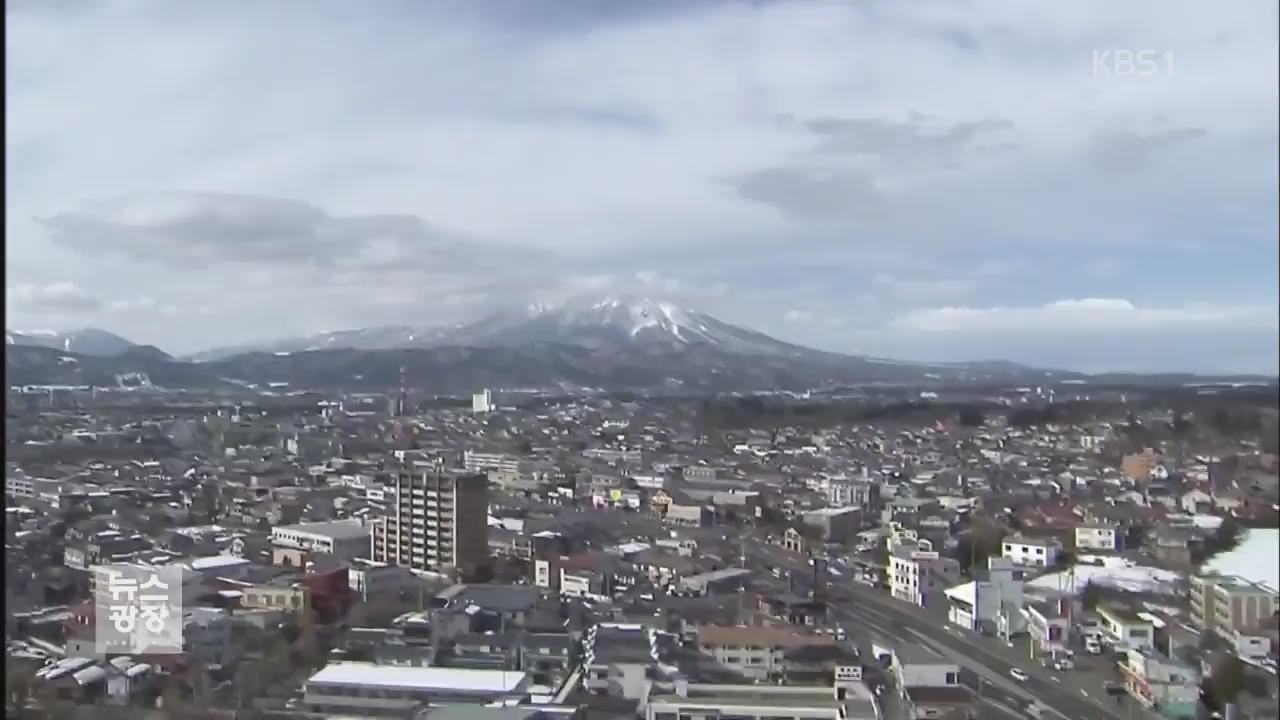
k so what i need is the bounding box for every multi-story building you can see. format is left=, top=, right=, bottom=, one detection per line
left=370, top=468, right=489, bottom=578
left=471, top=389, right=494, bottom=413
left=801, top=507, right=862, bottom=544
left=944, top=557, right=1024, bottom=633
left=1190, top=574, right=1278, bottom=638
left=697, top=625, right=837, bottom=681
left=271, top=520, right=371, bottom=561
left=462, top=451, right=519, bottom=474
left=1097, top=605, right=1154, bottom=651
left=1001, top=535, right=1061, bottom=568
left=1074, top=524, right=1121, bottom=552
left=889, top=548, right=960, bottom=609
left=1120, top=648, right=1198, bottom=719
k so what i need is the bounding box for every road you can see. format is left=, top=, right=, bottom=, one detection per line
left=734, top=537, right=1153, bottom=720
left=829, top=578, right=1158, bottom=720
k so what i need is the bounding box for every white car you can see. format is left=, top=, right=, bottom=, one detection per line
left=1009, top=668, right=1029, bottom=682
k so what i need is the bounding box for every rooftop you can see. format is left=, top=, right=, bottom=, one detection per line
left=274, top=519, right=370, bottom=540
left=306, top=663, right=527, bottom=694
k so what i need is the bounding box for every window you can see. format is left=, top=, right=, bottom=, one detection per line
left=1035, top=548, right=1044, bottom=555
left=945, top=672, right=958, bottom=684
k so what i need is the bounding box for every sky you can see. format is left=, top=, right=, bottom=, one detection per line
left=6, top=0, right=1278, bottom=373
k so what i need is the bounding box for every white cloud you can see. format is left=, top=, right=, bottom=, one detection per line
left=3, top=0, right=1275, bottom=367
left=894, top=298, right=1277, bottom=333
left=7, top=282, right=101, bottom=312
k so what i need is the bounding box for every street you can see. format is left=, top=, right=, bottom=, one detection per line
left=735, top=537, right=1156, bottom=720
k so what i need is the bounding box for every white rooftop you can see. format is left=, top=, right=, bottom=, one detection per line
left=189, top=555, right=250, bottom=570
left=307, top=663, right=527, bottom=694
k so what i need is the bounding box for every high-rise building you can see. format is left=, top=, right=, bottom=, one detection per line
left=370, top=467, right=489, bottom=578
left=472, top=389, right=494, bottom=413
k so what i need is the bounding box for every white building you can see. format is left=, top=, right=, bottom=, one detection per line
left=471, top=389, right=494, bottom=413
left=463, top=451, right=520, bottom=474
left=1098, top=606, right=1155, bottom=651
left=944, top=557, right=1024, bottom=632
left=1001, top=535, right=1061, bottom=568
left=1075, top=525, right=1121, bottom=552
left=890, top=547, right=961, bottom=609
left=271, top=520, right=371, bottom=560
left=303, top=663, right=528, bottom=714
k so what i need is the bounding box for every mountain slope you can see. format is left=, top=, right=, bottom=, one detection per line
left=14, top=296, right=1269, bottom=392
left=6, top=328, right=163, bottom=357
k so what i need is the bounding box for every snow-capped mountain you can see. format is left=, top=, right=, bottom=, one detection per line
left=190, top=295, right=822, bottom=360
left=440, top=295, right=817, bottom=355
left=5, top=328, right=150, bottom=357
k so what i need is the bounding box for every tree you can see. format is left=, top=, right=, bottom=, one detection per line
left=1080, top=580, right=1103, bottom=611
left=1205, top=654, right=1247, bottom=709
left=957, top=406, right=985, bottom=428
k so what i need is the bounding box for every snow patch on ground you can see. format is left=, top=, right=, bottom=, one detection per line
left=1206, top=528, right=1280, bottom=592
left=1028, top=564, right=1183, bottom=595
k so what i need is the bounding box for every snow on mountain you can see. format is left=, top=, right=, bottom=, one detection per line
left=190, top=295, right=814, bottom=359
left=5, top=328, right=144, bottom=356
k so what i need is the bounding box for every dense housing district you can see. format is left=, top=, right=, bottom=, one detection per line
left=4, top=382, right=1279, bottom=720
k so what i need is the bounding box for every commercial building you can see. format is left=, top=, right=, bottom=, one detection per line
left=646, top=682, right=879, bottom=720
left=801, top=507, right=862, bottom=544
left=271, top=519, right=371, bottom=561
left=944, top=557, right=1023, bottom=634
left=303, top=663, right=527, bottom=715
left=1097, top=605, right=1155, bottom=651
left=370, top=468, right=489, bottom=578
left=1120, top=648, right=1198, bottom=719
left=889, top=547, right=960, bottom=609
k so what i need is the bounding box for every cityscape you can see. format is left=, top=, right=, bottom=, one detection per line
left=6, top=2, right=1278, bottom=720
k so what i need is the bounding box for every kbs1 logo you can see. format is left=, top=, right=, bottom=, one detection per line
left=1092, top=50, right=1175, bottom=78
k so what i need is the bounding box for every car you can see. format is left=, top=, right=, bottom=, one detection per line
left=1009, top=668, right=1029, bottom=682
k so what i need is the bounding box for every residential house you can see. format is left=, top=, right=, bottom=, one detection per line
left=1001, top=535, right=1060, bottom=568
left=1074, top=524, right=1121, bottom=552
left=698, top=625, right=836, bottom=681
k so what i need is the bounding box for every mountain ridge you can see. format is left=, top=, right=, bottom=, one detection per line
left=6, top=297, right=1276, bottom=390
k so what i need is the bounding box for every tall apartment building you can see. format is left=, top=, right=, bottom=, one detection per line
left=1191, top=573, right=1278, bottom=638
left=370, top=468, right=489, bottom=578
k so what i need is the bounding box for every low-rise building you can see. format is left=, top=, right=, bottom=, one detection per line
left=1001, top=535, right=1060, bottom=568
left=697, top=625, right=836, bottom=681
left=271, top=519, right=370, bottom=561
left=1074, top=524, right=1121, bottom=552
left=303, top=663, right=528, bottom=714
left=1120, top=648, right=1198, bottom=719
left=1097, top=605, right=1154, bottom=651
left=645, top=682, right=879, bottom=720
